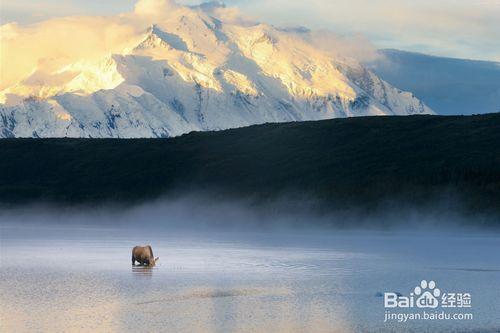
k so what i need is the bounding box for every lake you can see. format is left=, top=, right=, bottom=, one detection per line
left=1, top=225, right=499, bottom=332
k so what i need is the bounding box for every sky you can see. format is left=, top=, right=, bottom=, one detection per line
left=1, top=0, right=499, bottom=61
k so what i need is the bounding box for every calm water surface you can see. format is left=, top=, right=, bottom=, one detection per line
left=1, top=226, right=499, bottom=332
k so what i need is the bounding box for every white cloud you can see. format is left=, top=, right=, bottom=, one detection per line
left=224, top=0, right=500, bottom=61
left=2, top=0, right=499, bottom=61
left=0, top=16, right=140, bottom=90
left=304, top=31, right=380, bottom=63
left=134, top=0, right=180, bottom=17
left=0, top=0, right=376, bottom=91
left=1, top=0, right=498, bottom=93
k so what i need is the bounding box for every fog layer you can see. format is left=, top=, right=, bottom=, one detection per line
left=1, top=193, right=498, bottom=233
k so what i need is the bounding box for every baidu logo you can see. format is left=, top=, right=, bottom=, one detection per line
left=384, top=280, right=471, bottom=309
left=384, top=280, right=441, bottom=308
left=414, top=280, right=440, bottom=308
left=383, top=280, right=473, bottom=322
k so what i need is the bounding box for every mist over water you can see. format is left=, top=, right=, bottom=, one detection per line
left=1, top=195, right=499, bottom=332
left=0, top=193, right=498, bottom=232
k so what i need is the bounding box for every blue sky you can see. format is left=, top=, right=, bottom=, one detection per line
left=1, top=0, right=499, bottom=61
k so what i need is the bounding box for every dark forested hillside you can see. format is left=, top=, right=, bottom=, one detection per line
left=0, top=113, right=499, bottom=219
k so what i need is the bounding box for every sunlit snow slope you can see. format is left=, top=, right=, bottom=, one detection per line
left=0, top=2, right=432, bottom=138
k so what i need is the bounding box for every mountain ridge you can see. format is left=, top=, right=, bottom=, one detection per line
left=368, top=49, right=500, bottom=115
left=1, top=5, right=432, bottom=138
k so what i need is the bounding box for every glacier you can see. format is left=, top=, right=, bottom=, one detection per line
left=0, top=4, right=433, bottom=138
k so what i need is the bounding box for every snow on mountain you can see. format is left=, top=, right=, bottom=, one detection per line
left=0, top=3, right=433, bottom=138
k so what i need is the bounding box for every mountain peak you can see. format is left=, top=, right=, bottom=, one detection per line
left=0, top=2, right=433, bottom=138
left=136, top=24, right=190, bottom=52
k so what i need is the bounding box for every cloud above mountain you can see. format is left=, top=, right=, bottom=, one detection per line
left=0, top=0, right=381, bottom=91
left=225, top=0, right=500, bottom=61
left=134, top=0, right=180, bottom=17
left=0, top=19, right=135, bottom=90
left=2, top=0, right=499, bottom=62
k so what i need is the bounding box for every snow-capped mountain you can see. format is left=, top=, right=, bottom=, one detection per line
left=0, top=3, right=432, bottom=138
